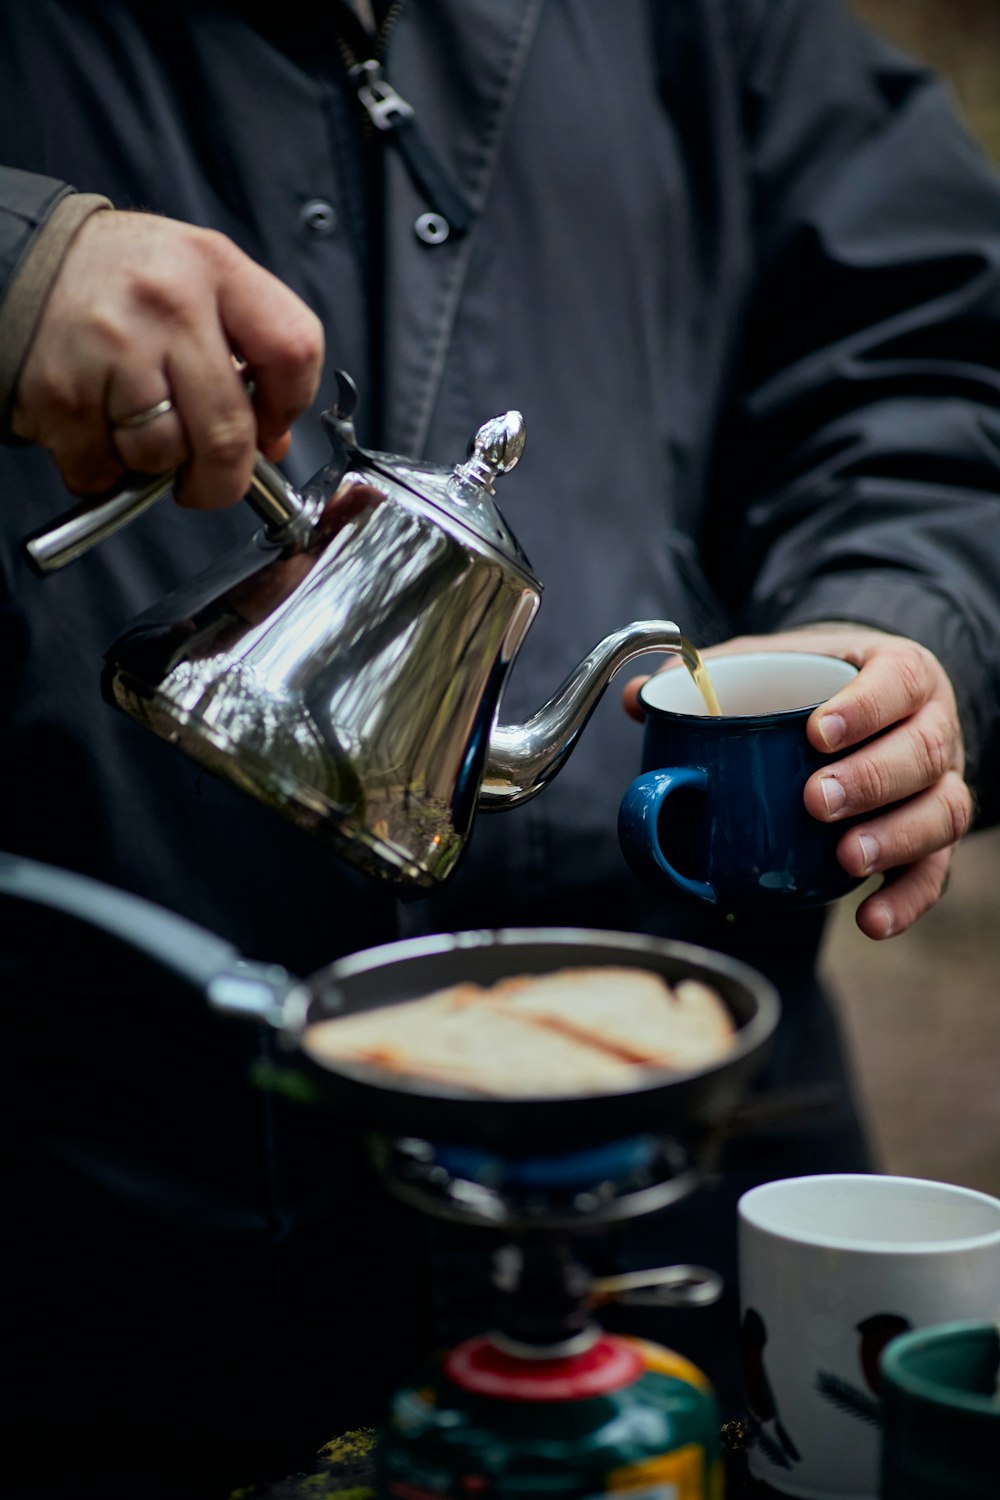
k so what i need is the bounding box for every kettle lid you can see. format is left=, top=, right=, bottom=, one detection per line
left=326, top=373, right=537, bottom=580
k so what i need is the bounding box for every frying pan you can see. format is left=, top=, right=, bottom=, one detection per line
left=0, top=852, right=779, bottom=1152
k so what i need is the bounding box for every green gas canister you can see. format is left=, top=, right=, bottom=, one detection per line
left=376, top=1331, right=722, bottom=1498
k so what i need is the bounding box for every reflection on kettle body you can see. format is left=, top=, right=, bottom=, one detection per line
left=28, top=372, right=688, bottom=891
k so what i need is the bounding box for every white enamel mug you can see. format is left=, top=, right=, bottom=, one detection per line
left=737, top=1173, right=1000, bottom=1499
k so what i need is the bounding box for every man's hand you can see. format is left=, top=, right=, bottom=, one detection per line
left=12, top=210, right=324, bottom=508
left=623, top=623, right=972, bottom=940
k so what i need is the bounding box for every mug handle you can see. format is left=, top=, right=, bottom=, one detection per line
left=618, top=767, right=716, bottom=903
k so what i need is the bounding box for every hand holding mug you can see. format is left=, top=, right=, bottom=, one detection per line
left=622, top=624, right=972, bottom=935
left=618, top=649, right=863, bottom=912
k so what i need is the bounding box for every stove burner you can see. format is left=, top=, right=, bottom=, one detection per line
left=375, top=1132, right=700, bottom=1230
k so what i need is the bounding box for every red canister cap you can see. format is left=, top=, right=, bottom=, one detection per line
left=444, top=1335, right=643, bottom=1402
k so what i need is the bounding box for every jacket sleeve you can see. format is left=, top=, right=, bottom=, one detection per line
left=709, top=0, right=1000, bottom=821
left=0, top=166, right=110, bottom=435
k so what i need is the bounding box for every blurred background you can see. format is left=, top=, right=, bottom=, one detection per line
left=826, top=0, right=1000, bottom=1197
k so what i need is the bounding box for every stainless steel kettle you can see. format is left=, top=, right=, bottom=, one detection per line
left=26, top=372, right=687, bottom=890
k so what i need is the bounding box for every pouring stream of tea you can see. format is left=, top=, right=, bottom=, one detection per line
left=679, top=636, right=723, bottom=716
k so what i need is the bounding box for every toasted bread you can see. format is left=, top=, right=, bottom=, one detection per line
left=492, top=967, right=734, bottom=1070
left=301, top=966, right=735, bottom=1097
left=302, top=983, right=639, bottom=1096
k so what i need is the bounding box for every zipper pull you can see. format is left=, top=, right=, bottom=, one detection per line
left=348, top=58, right=474, bottom=239
left=351, top=59, right=414, bottom=132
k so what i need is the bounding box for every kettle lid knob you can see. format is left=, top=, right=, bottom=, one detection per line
left=455, top=412, right=525, bottom=494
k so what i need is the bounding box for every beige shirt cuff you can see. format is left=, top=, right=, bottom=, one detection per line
left=0, top=192, right=112, bottom=437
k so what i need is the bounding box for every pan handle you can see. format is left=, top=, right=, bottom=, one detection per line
left=0, top=852, right=297, bottom=1023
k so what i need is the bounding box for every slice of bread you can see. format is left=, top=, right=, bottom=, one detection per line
left=301, top=966, right=736, bottom=1097
left=492, top=967, right=734, bottom=1071
left=302, top=983, right=638, bottom=1096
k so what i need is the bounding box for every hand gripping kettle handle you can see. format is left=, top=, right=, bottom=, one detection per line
left=0, top=852, right=296, bottom=1022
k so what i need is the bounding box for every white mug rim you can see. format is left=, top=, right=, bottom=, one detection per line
left=738, top=1172, right=1000, bottom=1255
left=639, top=650, right=859, bottom=719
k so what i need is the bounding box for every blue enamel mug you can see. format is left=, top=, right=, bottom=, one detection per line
left=618, top=652, right=864, bottom=912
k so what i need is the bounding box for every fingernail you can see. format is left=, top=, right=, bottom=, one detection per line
left=820, top=775, right=846, bottom=815
left=817, top=712, right=847, bottom=749
left=858, top=833, right=879, bottom=874
left=872, top=898, right=895, bottom=938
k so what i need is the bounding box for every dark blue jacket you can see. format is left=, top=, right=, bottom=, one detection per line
left=0, top=3, right=998, bottom=1491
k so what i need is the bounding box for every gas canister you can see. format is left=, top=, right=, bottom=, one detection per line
left=376, top=1332, right=722, bottom=1498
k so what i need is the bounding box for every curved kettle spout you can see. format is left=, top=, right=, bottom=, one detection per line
left=479, top=620, right=686, bottom=809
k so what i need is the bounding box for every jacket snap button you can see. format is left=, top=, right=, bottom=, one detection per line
left=300, top=199, right=337, bottom=235
left=414, top=211, right=450, bottom=245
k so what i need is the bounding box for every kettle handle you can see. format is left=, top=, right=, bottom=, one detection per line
left=23, top=452, right=308, bottom=575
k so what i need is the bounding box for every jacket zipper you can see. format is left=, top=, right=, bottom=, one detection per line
left=334, top=0, right=404, bottom=91
left=335, top=0, right=473, bottom=237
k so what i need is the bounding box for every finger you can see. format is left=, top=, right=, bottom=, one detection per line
left=165, top=331, right=258, bottom=509
left=214, top=245, right=324, bottom=449
left=107, top=375, right=190, bottom=476
left=622, top=674, right=647, bottom=722
left=806, top=706, right=963, bottom=820
left=13, top=350, right=125, bottom=496
left=43, top=402, right=127, bottom=495
left=854, top=848, right=954, bottom=940
left=831, top=772, right=972, bottom=883
left=808, top=642, right=939, bottom=752
left=260, top=431, right=292, bottom=465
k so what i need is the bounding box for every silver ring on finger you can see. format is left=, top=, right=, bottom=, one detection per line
left=112, top=397, right=175, bottom=430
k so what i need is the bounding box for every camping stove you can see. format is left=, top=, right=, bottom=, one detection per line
left=373, top=1133, right=725, bottom=1499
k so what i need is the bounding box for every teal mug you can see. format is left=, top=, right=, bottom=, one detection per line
left=880, top=1321, right=1000, bottom=1499
left=618, top=652, right=863, bottom=912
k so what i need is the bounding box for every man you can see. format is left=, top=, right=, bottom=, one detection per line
left=1, top=2, right=997, bottom=1494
